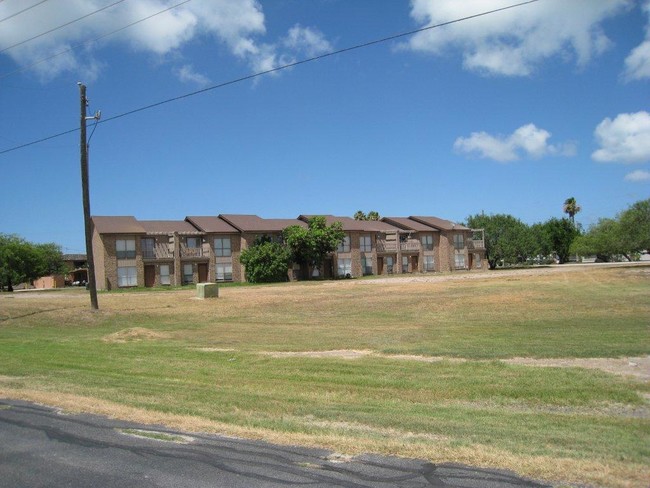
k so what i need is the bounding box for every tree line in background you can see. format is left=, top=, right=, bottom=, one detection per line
left=570, top=199, right=650, bottom=262
left=467, top=198, right=649, bottom=269
left=0, top=234, right=66, bottom=291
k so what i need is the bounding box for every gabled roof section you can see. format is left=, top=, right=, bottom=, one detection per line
left=140, top=220, right=203, bottom=235
left=298, top=215, right=401, bottom=233
left=409, top=216, right=470, bottom=231
left=219, top=214, right=306, bottom=233
left=185, top=216, right=239, bottom=234
left=92, top=216, right=145, bottom=234
left=382, top=217, right=440, bottom=232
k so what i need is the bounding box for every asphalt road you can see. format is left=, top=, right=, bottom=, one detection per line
left=0, top=399, right=550, bottom=488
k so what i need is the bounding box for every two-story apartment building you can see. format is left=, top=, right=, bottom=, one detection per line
left=91, top=213, right=485, bottom=289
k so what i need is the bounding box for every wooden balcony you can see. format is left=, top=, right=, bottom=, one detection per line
left=376, top=239, right=421, bottom=253
left=142, top=244, right=173, bottom=260
left=467, top=239, right=485, bottom=250
left=181, top=244, right=207, bottom=258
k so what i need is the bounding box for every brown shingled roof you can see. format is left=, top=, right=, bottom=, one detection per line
left=409, top=216, right=470, bottom=231
left=91, top=216, right=145, bottom=234
left=186, top=216, right=239, bottom=234
left=219, top=214, right=306, bottom=232
left=382, top=217, right=440, bottom=232
left=139, top=220, right=202, bottom=235
left=298, top=215, right=401, bottom=233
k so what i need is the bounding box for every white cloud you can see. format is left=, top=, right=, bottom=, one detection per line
left=454, top=123, right=576, bottom=163
left=623, top=0, right=650, bottom=81
left=592, top=111, right=650, bottom=163
left=405, top=0, right=631, bottom=76
left=0, top=1, right=331, bottom=81
left=283, top=25, right=332, bottom=57
left=175, top=64, right=209, bottom=85
left=624, top=169, right=650, bottom=182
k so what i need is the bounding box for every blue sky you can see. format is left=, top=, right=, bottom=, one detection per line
left=0, top=0, right=648, bottom=254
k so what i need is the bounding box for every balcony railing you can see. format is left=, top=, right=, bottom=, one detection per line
left=376, top=239, right=421, bottom=253
left=142, top=244, right=172, bottom=259
left=467, top=239, right=485, bottom=250
left=181, top=244, right=204, bottom=258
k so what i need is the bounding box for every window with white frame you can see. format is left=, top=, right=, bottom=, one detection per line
left=421, top=234, right=433, bottom=251
left=474, top=253, right=482, bottom=269
left=215, top=237, right=231, bottom=257
left=142, top=238, right=155, bottom=259
left=386, top=256, right=394, bottom=274
left=360, top=235, right=372, bottom=252
left=362, top=255, right=373, bottom=275
left=402, top=256, right=409, bottom=273
left=216, top=263, right=233, bottom=281
left=337, top=235, right=350, bottom=253
left=454, top=253, right=466, bottom=269
left=453, top=234, right=464, bottom=250
left=337, top=258, right=351, bottom=276
left=116, top=239, right=135, bottom=259
left=117, top=266, right=137, bottom=287
left=424, top=255, right=434, bottom=272
left=160, top=264, right=170, bottom=285
left=183, top=264, right=193, bottom=284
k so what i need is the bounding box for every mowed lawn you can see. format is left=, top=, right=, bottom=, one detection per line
left=0, top=265, right=648, bottom=487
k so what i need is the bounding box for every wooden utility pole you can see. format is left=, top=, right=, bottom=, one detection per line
left=79, top=82, right=99, bottom=310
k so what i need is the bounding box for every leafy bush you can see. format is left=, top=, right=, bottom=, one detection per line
left=239, top=240, right=292, bottom=283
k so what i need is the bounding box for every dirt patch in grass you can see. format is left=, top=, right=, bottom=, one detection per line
left=504, top=356, right=650, bottom=381
left=261, top=350, right=650, bottom=380
left=102, top=327, right=171, bottom=343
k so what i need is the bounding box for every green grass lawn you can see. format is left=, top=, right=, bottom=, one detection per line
left=0, top=265, right=648, bottom=487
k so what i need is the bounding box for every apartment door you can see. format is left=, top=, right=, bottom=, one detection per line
left=144, top=265, right=155, bottom=288
left=198, top=263, right=208, bottom=283
left=377, top=257, right=384, bottom=275
left=411, top=255, right=419, bottom=272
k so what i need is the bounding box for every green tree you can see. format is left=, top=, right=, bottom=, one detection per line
left=570, top=218, right=629, bottom=261
left=563, top=197, right=581, bottom=226
left=619, top=198, right=650, bottom=252
left=466, top=214, right=533, bottom=269
left=0, top=235, right=64, bottom=291
left=353, top=210, right=380, bottom=221
left=570, top=199, right=649, bottom=261
left=239, top=238, right=292, bottom=283
left=283, top=216, right=345, bottom=276
left=542, top=217, right=579, bottom=264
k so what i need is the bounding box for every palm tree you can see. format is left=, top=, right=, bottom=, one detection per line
left=563, top=197, right=581, bottom=226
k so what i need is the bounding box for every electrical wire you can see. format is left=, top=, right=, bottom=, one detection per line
left=0, top=0, right=50, bottom=24
left=0, top=0, right=192, bottom=80
left=0, top=0, right=541, bottom=156
left=0, top=0, right=126, bottom=54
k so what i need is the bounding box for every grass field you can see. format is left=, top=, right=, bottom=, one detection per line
left=1, top=265, right=649, bottom=487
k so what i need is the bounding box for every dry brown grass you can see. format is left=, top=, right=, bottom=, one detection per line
left=1, top=387, right=647, bottom=488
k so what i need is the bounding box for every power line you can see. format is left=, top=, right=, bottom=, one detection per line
left=0, top=0, right=541, bottom=157
left=0, top=0, right=50, bottom=24
left=0, top=0, right=192, bottom=80
left=0, top=0, right=126, bottom=54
